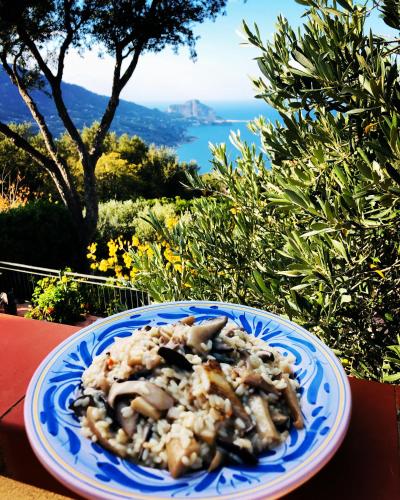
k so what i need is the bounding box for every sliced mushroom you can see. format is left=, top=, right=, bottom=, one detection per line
left=131, top=396, right=162, bottom=420
left=216, top=437, right=258, bottom=466
left=212, top=339, right=234, bottom=352
left=121, top=368, right=153, bottom=382
left=258, top=350, right=275, bottom=362
left=187, top=316, right=228, bottom=353
left=115, top=399, right=138, bottom=437
left=282, top=374, right=304, bottom=429
left=166, top=437, right=200, bottom=478
left=208, top=449, right=225, bottom=472
left=248, top=395, right=280, bottom=450
left=180, top=315, right=195, bottom=326
left=271, top=411, right=289, bottom=431
left=70, top=394, right=95, bottom=418
left=158, top=346, right=193, bottom=371
left=212, top=352, right=236, bottom=364
left=242, top=373, right=281, bottom=396
left=198, top=360, right=252, bottom=429
left=108, top=381, right=174, bottom=410
left=86, top=406, right=127, bottom=458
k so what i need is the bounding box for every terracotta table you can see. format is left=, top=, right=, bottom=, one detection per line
left=0, top=314, right=399, bottom=499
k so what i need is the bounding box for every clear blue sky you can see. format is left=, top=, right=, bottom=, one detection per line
left=63, top=0, right=390, bottom=105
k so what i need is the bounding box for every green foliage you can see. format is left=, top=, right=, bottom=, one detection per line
left=0, top=123, right=199, bottom=203
left=129, top=145, right=198, bottom=199
left=0, top=123, right=52, bottom=197
left=378, top=0, right=400, bottom=30
left=95, top=152, right=136, bottom=201
left=96, top=197, right=194, bottom=245
left=0, top=200, right=81, bottom=268
left=130, top=0, right=400, bottom=382
left=26, top=272, right=85, bottom=324
left=382, top=336, right=400, bottom=382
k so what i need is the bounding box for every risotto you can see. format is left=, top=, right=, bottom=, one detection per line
left=70, top=316, right=303, bottom=478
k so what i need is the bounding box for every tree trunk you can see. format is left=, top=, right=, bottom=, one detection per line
left=79, top=156, right=99, bottom=265
left=47, top=155, right=99, bottom=271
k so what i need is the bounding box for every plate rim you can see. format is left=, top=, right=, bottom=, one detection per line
left=24, top=300, right=352, bottom=500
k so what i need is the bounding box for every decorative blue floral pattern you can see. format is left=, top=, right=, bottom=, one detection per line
left=25, top=302, right=351, bottom=500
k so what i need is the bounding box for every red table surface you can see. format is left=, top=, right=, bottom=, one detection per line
left=0, top=314, right=399, bottom=499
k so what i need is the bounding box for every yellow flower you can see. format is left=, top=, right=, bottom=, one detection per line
left=60, top=275, right=68, bottom=284
left=99, top=259, right=109, bottom=272
left=165, top=216, right=178, bottom=230
left=131, top=235, right=140, bottom=247
left=183, top=282, right=192, bottom=288
left=90, top=263, right=98, bottom=270
left=87, top=242, right=97, bottom=254
left=123, top=253, right=132, bottom=269
left=107, top=240, right=118, bottom=257
left=174, top=263, right=183, bottom=273
left=230, top=206, right=240, bottom=215
left=146, top=247, right=154, bottom=258
left=164, top=247, right=181, bottom=264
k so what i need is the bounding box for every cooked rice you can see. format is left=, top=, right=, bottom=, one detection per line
left=72, top=316, right=302, bottom=477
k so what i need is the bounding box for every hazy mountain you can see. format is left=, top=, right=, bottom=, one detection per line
left=167, top=99, right=222, bottom=124
left=0, top=69, right=188, bottom=146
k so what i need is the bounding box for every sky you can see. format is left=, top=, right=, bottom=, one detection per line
left=62, top=0, right=390, bottom=105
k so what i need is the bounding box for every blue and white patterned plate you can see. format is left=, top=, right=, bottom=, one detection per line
left=24, top=301, right=351, bottom=499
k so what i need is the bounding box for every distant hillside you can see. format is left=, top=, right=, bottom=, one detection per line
left=167, top=99, right=221, bottom=124
left=0, top=69, right=188, bottom=146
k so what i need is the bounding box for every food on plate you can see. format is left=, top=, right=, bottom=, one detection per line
left=71, top=315, right=303, bottom=478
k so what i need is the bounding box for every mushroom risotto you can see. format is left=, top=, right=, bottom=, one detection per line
left=71, top=316, right=303, bottom=478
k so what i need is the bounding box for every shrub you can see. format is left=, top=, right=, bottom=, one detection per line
left=126, top=0, right=400, bottom=382
left=0, top=200, right=81, bottom=268
left=134, top=201, right=179, bottom=241
left=97, top=199, right=150, bottom=243
left=96, top=198, right=193, bottom=246
left=26, top=272, right=85, bottom=324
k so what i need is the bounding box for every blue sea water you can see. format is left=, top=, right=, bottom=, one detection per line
left=148, top=101, right=280, bottom=173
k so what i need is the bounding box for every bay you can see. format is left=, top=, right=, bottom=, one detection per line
left=144, top=100, right=280, bottom=174
left=177, top=101, right=280, bottom=173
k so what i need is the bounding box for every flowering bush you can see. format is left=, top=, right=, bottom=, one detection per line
left=87, top=230, right=192, bottom=299
left=26, top=272, right=85, bottom=324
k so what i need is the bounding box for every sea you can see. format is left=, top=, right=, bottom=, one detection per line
left=147, top=101, right=280, bottom=174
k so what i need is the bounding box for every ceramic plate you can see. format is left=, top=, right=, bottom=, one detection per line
left=24, top=301, right=351, bottom=499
